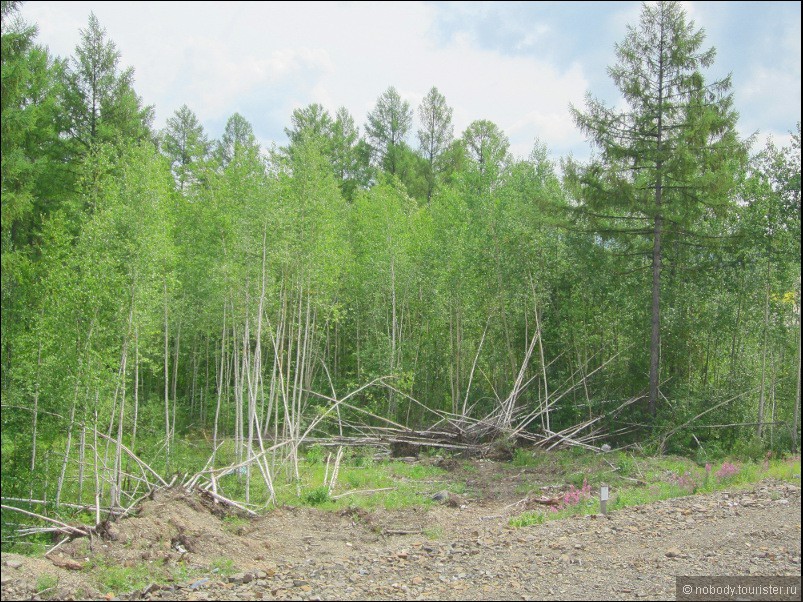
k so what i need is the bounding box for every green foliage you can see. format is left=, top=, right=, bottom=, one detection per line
left=366, top=86, right=413, bottom=176
left=36, top=574, right=58, bottom=596
left=304, top=444, right=326, bottom=465
left=512, top=448, right=539, bottom=467
left=731, top=436, right=766, bottom=462
left=90, top=557, right=154, bottom=593
left=302, top=485, right=331, bottom=506
left=210, top=557, right=236, bottom=577
left=508, top=511, right=545, bottom=528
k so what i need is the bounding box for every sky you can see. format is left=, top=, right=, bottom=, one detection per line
left=18, top=1, right=802, bottom=162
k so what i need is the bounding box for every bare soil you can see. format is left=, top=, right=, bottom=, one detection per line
left=1, top=460, right=800, bottom=601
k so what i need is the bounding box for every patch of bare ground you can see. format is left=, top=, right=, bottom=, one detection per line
left=2, top=464, right=800, bottom=601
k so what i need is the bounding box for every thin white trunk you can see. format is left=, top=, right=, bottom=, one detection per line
left=758, top=260, right=771, bottom=438
left=164, top=280, right=170, bottom=465
left=29, top=341, right=42, bottom=499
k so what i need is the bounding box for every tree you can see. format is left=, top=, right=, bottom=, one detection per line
left=216, top=112, right=259, bottom=167
left=282, top=104, right=368, bottom=200
left=461, top=119, right=510, bottom=193
left=417, top=86, right=454, bottom=201
left=161, top=104, right=210, bottom=192
left=284, top=103, right=333, bottom=150
left=569, top=0, right=743, bottom=416
left=365, top=86, right=412, bottom=176
left=1, top=0, right=65, bottom=397
left=61, top=13, right=152, bottom=151
left=331, top=107, right=369, bottom=201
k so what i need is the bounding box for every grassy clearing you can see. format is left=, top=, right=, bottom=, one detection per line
left=4, top=432, right=800, bottom=554
left=285, top=456, right=449, bottom=511
left=507, top=450, right=801, bottom=528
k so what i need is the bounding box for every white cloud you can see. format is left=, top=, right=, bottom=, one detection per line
left=18, top=1, right=801, bottom=164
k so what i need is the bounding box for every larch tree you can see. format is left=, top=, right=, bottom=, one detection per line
left=417, top=86, right=454, bottom=202
left=216, top=112, right=259, bottom=168
left=161, top=104, right=210, bottom=192
left=365, top=86, right=412, bottom=177
left=61, top=12, right=152, bottom=151
left=331, top=106, right=368, bottom=201
left=284, top=103, right=333, bottom=150
left=568, top=0, right=743, bottom=416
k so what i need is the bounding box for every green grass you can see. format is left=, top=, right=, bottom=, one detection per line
left=221, top=514, right=249, bottom=534
left=210, top=557, right=236, bottom=577
left=90, top=557, right=156, bottom=593
left=36, top=574, right=58, bottom=597
left=508, top=454, right=800, bottom=529
left=767, top=457, right=801, bottom=481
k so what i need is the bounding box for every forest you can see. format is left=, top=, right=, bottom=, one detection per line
left=1, top=0, right=800, bottom=532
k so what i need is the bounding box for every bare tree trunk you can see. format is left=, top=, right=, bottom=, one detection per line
left=78, top=422, right=86, bottom=504
left=212, top=304, right=227, bottom=472
left=132, top=327, right=139, bottom=456
left=113, top=334, right=130, bottom=509
left=29, top=341, right=42, bottom=499
left=164, top=280, right=171, bottom=467
left=171, top=323, right=181, bottom=443
left=793, top=287, right=801, bottom=454
left=758, top=260, right=771, bottom=438
left=649, top=18, right=665, bottom=418
left=56, top=393, right=78, bottom=506
left=532, top=285, right=550, bottom=433
left=93, top=406, right=101, bottom=526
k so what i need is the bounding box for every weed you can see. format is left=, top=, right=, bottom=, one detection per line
left=562, top=479, right=592, bottom=506
left=668, top=471, right=697, bottom=493
left=447, top=481, right=467, bottom=494
left=566, top=472, right=587, bottom=488
left=715, top=462, right=740, bottom=482
left=210, top=557, right=235, bottom=577
left=36, top=574, right=58, bottom=596
left=222, top=514, right=249, bottom=534
left=615, top=454, right=636, bottom=478
left=305, top=444, right=325, bottom=465
left=302, top=485, right=331, bottom=506
left=512, top=448, right=536, bottom=467
left=423, top=526, right=443, bottom=539
left=509, top=511, right=545, bottom=527
left=91, top=558, right=154, bottom=593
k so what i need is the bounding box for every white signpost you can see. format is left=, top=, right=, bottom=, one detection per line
left=600, top=484, right=609, bottom=516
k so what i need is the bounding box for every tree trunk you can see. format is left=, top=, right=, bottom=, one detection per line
left=757, top=259, right=771, bottom=438
left=649, top=14, right=666, bottom=418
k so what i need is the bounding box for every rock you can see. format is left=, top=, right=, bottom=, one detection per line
left=665, top=548, right=682, bottom=558
left=4, top=560, right=23, bottom=570
left=431, top=490, right=450, bottom=503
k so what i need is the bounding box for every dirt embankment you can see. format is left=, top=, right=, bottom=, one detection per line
left=1, top=465, right=800, bottom=601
